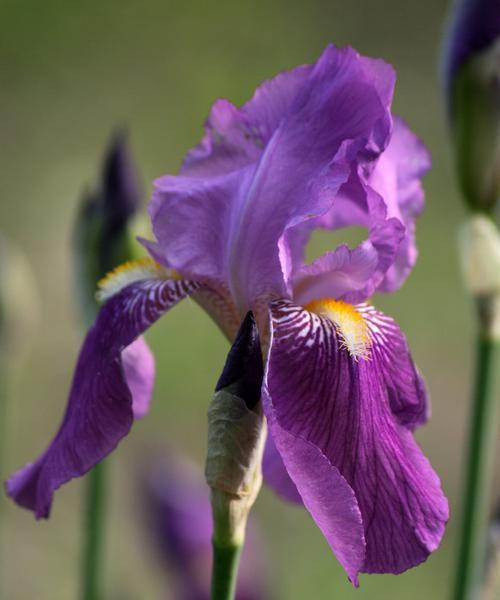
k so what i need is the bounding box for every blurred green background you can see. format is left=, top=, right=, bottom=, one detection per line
left=1, top=0, right=499, bottom=598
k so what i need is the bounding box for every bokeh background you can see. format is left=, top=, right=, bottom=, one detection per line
left=1, top=0, right=499, bottom=598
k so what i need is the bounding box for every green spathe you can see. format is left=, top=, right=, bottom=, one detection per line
left=451, top=40, right=500, bottom=214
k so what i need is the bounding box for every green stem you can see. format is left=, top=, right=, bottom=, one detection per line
left=453, top=334, right=498, bottom=600
left=211, top=541, right=242, bottom=600
left=81, top=462, right=107, bottom=600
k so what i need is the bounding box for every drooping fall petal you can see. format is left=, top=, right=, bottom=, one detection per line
left=6, top=277, right=199, bottom=518
left=263, top=300, right=448, bottom=578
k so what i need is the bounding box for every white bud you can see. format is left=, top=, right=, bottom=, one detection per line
left=459, top=215, right=500, bottom=295
left=459, top=215, right=500, bottom=339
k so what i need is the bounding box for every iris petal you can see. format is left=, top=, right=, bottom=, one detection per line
left=151, top=45, right=396, bottom=312
left=263, top=402, right=366, bottom=586
left=6, top=278, right=199, bottom=518
left=292, top=210, right=404, bottom=306
left=370, top=117, right=431, bottom=292
left=122, top=336, right=155, bottom=420
left=228, top=45, right=394, bottom=309
left=263, top=299, right=448, bottom=577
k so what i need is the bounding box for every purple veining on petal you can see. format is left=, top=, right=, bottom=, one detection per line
left=359, top=304, right=429, bottom=429
left=5, top=278, right=199, bottom=518
left=262, top=433, right=302, bottom=505
left=263, top=300, right=448, bottom=578
left=263, top=397, right=365, bottom=586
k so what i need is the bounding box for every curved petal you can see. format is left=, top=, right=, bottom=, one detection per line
left=228, top=45, right=394, bottom=309
left=263, top=405, right=365, bottom=586
left=293, top=216, right=404, bottom=305
left=359, top=304, right=429, bottom=429
left=288, top=117, right=430, bottom=293
left=262, top=433, right=302, bottom=504
left=5, top=277, right=199, bottom=518
left=150, top=170, right=246, bottom=282
left=369, top=117, right=431, bottom=292
left=264, top=300, right=448, bottom=577
left=181, top=65, right=311, bottom=178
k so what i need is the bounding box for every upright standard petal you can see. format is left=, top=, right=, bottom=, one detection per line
left=6, top=272, right=199, bottom=518
left=228, top=45, right=394, bottom=309
left=180, top=64, right=311, bottom=178
left=263, top=300, right=448, bottom=578
left=150, top=45, right=396, bottom=312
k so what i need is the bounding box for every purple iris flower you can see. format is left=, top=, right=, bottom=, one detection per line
left=141, top=454, right=268, bottom=600
left=6, top=44, right=448, bottom=585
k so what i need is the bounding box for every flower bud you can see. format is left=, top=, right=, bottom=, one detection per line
left=73, top=131, right=143, bottom=324
left=205, top=312, right=266, bottom=547
left=459, top=215, right=500, bottom=337
left=443, top=0, right=500, bottom=212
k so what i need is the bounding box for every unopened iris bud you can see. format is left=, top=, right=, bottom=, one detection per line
left=459, top=215, right=500, bottom=338
left=0, top=235, right=39, bottom=367
left=205, top=312, right=266, bottom=548
left=73, top=131, right=143, bottom=324
left=443, top=0, right=500, bottom=213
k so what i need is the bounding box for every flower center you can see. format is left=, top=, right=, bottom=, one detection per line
left=304, top=298, right=372, bottom=360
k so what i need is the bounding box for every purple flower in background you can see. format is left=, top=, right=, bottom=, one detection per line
left=140, top=454, right=268, bottom=600
left=6, top=44, right=448, bottom=584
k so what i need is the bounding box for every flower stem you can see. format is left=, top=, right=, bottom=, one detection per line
left=453, top=333, right=498, bottom=600
left=211, top=540, right=242, bottom=600
left=81, top=461, right=107, bottom=600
